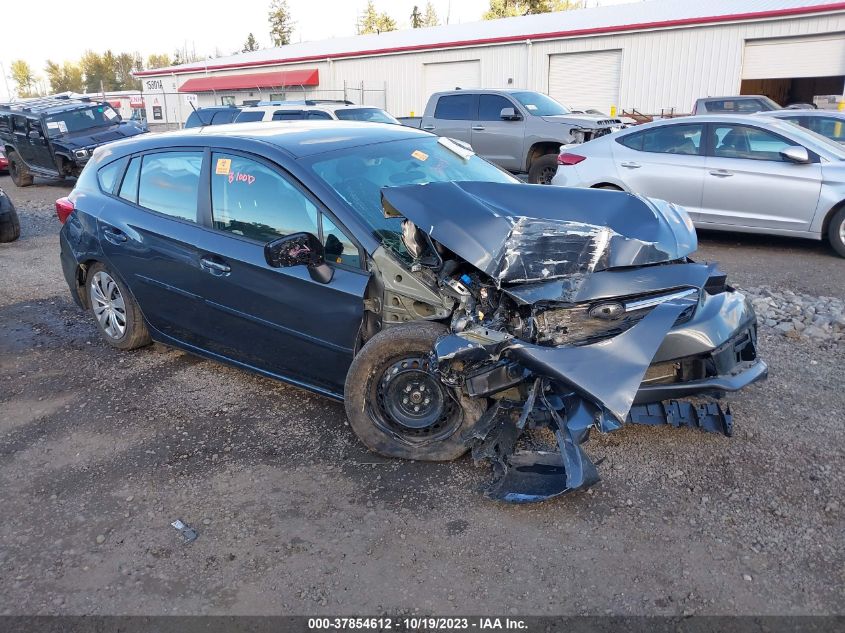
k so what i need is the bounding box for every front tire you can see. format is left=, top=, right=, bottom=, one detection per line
left=344, top=322, right=486, bottom=461
left=7, top=151, right=33, bottom=187
left=828, top=206, right=845, bottom=258
left=86, top=262, right=151, bottom=350
left=527, top=154, right=559, bottom=185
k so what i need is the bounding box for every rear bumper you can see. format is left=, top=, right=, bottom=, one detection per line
left=59, top=229, right=84, bottom=308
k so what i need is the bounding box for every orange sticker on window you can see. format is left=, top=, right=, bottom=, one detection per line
left=411, top=150, right=428, bottom=161
left=215, top=158, right=231, bottom=175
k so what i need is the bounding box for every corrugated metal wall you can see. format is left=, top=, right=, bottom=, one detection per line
left=166, top=13, right=845, bottom=118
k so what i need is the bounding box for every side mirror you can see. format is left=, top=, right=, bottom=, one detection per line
left=500, top=107, right=520, bottom=121
left=780, top=146, right=810, bottom=164
left=264, top=232, right=334, bottom=284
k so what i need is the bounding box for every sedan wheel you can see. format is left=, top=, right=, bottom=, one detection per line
left=828, top=206, right=845, bottom=258
left=86, top=262, right=151, bottom=350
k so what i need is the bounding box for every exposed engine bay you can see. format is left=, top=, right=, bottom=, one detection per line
left=360, top=182, right=767, bottom=503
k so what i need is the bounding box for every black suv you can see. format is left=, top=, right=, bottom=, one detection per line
left=0, top=95, right=147, bottom=187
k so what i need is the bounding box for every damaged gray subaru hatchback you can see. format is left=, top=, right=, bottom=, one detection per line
left=59, top=122, right=766, bottom=503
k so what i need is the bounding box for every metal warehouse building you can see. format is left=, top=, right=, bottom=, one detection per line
left=135, top=0, right=845, bottom=128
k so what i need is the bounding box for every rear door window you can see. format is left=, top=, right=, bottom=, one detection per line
left=210, top=152, right=319, bottom=242
left=307, top=110, right=333, bottom=120
left=138, top=151, right=203, bottom=221
left=272, top=110, right=306, bottom=120
left=211, top=110, right=239, bottom=125
left=433, top=94, right=477, bottom=120
left=234, top=111, right=265, bottom=123
left=617, top=124, right=703, bottom=155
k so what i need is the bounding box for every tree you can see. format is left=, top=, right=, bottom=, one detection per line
left=243, top=33, right=261, bottom=52
left=146, top=54, right=172, bottom=70
left=268, top=0, right=295, bottom=46
left=44, top=61, right=84, bottom=93
left=422, top=1, right=439, bottom=26
left=358, top=0, right=397, bottom=34
left=114, top=52, right=139, bottom=90
left=80, top=50, right=117, bottom=92
left=10, top=60, right=37, bottom=98
left=483, top=0, right=582, bottom=20
left=411, top=5, right=422, bottom=28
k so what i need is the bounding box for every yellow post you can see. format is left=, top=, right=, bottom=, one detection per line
left=610, top=105, right=617, bottom=117
left=410, top=110, right=415, bottom=118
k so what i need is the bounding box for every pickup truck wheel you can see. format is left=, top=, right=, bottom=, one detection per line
left=828, top=206, right=845, bottom=258
left=7, top=152, right=34, bottom=187
left=528, top=154, right=559, bottom=185
left=0, top=191, right=21, bottom=242
left=87, top=263, right=151, bottom=350
left=344, top=322, right=486, bottom=461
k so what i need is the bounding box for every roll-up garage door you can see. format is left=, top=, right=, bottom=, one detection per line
left=424, top=60, right=481, bottom=96
left=742, top=34, right=845, bottom=79
left=548, top=50, right=621, bottom=111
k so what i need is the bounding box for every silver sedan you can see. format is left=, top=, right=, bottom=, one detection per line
left=551, top=114, right=845, bottom=257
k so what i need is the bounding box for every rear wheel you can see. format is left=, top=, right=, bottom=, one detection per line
left=87, top=263, right=151, bottom=350
left=7, top=151, right=33, bottom=187
left=0, top=191, right=21, bottom=242
left=828, top=206, right=845, bottom=258
left=527, top=154, right=559, bottom=185
left=344, top=322, right=486, bottom=461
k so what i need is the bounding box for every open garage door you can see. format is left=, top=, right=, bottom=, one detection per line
left=549, top=50, right=621, bottom=111
left=741, top=34, right=845, bottom=107
left=424, top=60, right=481, bottom=96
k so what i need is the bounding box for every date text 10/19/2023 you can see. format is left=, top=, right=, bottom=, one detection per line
left=308, top=617, right=529, bottom=630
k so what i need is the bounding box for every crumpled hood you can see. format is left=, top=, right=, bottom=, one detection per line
left=541, top=114, right=622, bottom=128
left=381, top=181, right=696, bottom=285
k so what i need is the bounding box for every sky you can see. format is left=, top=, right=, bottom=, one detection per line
left=0, top=0, right=637, bottom=101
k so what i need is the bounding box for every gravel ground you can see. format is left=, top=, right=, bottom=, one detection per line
left=0, top=175, right=843, bottom=616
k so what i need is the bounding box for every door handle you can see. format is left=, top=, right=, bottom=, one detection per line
left=620, top=162, right=641, bottom=169
left=709, top=169, right=733, bottom=177
left=471, top=125, right=486, bottom=131
left=422, top=125, right=435, bottom=131
left=200, top=256, right=231, bottom=275
left=102, top=227, right=128, bottom=244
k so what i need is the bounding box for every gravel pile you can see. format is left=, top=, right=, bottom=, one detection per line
left=741, top=285, right=845, bottom=343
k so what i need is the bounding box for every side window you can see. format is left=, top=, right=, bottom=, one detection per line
left=13, top=116, right=27, bottom=133
left=119, top=156, right=141, bottom=202
left=211, top=152, right=319, bottom=242
left=220, top=96, right=236, bottom=106
left=478, top=95, right=515, bottom=121
left=807, top=116, right=845, bottom=142
left=712, top=125, right=793, bottom=161
left=235, top=111, right=265, bottom=123
left=97, top=157, right=128, bottom=194
left=211, top=110, right=238, bottom=125
left=138, top=151, right=203, bottom=221
left=616, top=131, right=644, bottom=151
left=0, top=115, right=9, bottom=134
left=307, top=110, right=333, bottom=120
left=433, top=94, right=476, bottom=120
left=639, top=124, right=703, bottom=155
left=272, top=110, right=306, bottom=120
left=321, top=214, right=359, bottom=268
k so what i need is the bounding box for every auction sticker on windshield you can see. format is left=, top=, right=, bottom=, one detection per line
left=411, top=150, right=428, bottom=161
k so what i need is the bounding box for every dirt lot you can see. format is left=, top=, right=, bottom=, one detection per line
left=1, top=175, right=843, bottom=616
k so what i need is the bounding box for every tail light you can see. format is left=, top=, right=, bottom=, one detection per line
left=55, top=197, right=75, bottom=224
left=557, top=153, right=586, bottom=165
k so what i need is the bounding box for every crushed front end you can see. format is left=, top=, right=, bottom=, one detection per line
left=377, top=182, right=767, bottom=503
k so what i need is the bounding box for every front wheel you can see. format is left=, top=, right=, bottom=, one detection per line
left=828, top=206, right=845, bottom=258
left=527, top=154, right=559, bottom=185
left=344, top=322, right=486, bottom=461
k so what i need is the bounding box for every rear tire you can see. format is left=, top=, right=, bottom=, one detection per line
left=527, top=154, right=559, bottom=185
left=8, top=151, right=33, bottom=187
left=828, top=206, right=845, bottom=258
left=86, top=262, right=151, bottom=350
left=0, top=191, right=21, bottom=242
left=344, top=322, right=486, bottom=461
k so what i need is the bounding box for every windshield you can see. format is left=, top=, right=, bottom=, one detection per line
left=44, top=105, right=120, bottom=137
left=512, top=91, right=571, bottom=116
left=335, top=108, right=399, bottom=124
left=771, top=118, right=845, bottom=160
left=307, top=136, right=519, bottom=258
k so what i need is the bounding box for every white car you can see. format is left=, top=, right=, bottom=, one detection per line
left=234, top=101, right=400, bottom=124
left=551, top=114, right=845, bottom=257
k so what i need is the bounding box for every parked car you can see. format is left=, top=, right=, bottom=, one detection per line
left=0, top=187, right=20, bottom=242
left=234, top=101, right=399, bottom=124
left=551, top=114, right=845, bottom=257
left=0, top=146, right=8, bottom=173
left=762, top=109, right=845, bottom=145
left=57, top=121, right=765, bottom=503
left=184, top=106, right=242, bottom=128
left=404, top=89, right=625, bottom=184
left=0, top=95, right=147, bottom=187
left=692, top=95, right=781, bottom=115
left=571, top=108, right=637, bottom=126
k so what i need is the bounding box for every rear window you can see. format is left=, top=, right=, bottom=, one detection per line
left=138, top=151, right=203, bottom=221
left=335, top=108, right=398, bottom=124
left=234, top=111, right=265, bottom=123
left=434, top=94, right=476, bottom=120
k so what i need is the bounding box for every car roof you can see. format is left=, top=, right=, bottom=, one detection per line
left=765, top=109, right=843, bottom=117
left=239, top=103, right=384, bottom=113
left=696, top=95, right=769, bottom=101
left=0, top=97, right=107, bottom=117
left=104, top=120, right=432, bottom=158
